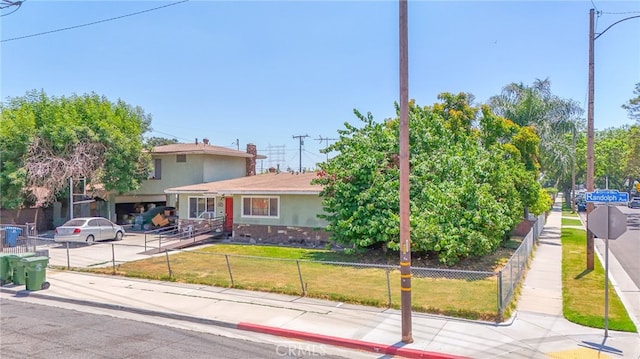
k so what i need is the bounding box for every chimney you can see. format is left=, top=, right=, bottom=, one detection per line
left=203, top=138, right=209, bottom=145
left=246, top=143, right=257, bottom=176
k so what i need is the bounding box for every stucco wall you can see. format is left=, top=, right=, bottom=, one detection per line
left=235, top=194, right=327, bottom=228
left=202, top=156, right=246, bottom=182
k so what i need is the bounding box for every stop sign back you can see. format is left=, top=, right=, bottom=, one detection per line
left=587, top=206, right=628, bottom=240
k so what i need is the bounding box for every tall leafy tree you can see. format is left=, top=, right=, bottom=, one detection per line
left=0, top=90, right=152, bottom=208
left=622, top=82, right=640, bottom=124
left=594, top=125, right=640, bottom=192
left=314, top=93, right=548, bottom=265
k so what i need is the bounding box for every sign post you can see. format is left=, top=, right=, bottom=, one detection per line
left=586, top=190, right=628, bottom=337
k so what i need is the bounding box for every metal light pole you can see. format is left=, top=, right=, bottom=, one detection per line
left=399, top=0, right=413, bottom=344
left=586, top=9, right=640, bottom=270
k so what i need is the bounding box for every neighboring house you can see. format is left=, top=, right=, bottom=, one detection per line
left=106, top=139, right=264, bottom=224
left=164, top=171, right=330, bottom=246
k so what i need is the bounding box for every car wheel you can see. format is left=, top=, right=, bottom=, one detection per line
left=114, top=231, right=123, bottom=241
left=86, top=235, right=95, bottom=244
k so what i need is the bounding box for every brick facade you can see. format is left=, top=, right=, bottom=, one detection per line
left=231, top=223, right=330, bottom=247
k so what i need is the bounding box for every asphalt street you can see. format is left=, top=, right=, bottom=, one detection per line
left=0, top=299, right=361, bottom=359
left=580, top=205, right=640, bottom=288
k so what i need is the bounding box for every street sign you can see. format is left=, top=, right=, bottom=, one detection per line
left=585, top=190, right=629, bottom=203
left=587, top=206, right=627, bottom=239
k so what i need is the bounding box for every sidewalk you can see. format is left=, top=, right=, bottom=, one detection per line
left=2, top=198, right=640, bottom=359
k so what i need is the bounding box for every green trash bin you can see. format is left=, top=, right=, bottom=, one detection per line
left=22, top=256, right=50, bottom=291
left=0, top=253, right=12, bottom=285
left=7, top=252, right=36, bottom=285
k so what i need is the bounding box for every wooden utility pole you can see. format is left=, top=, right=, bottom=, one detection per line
left=399, top=0, right=413, bottom=344
left=586, top=9, right=640, bottom=270
left=292, top=134, right=309, bottom=172
left=586, top=8, right=595, bottom=270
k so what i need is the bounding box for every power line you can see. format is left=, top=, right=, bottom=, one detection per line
left=601, top=10, right=640, bottom=15
left=1, top=0, right=23, bottom=17
left=147, top=129, right=192, bottom=143
left=1, top=0, right=189, bottom=43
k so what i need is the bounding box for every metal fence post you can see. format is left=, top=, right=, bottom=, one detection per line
left=225, top=254, right=234, bottom=287
left=112, top=244, right=116, bottom=274
left=165, top=250, right=173, bottom=277
left=509, top=257, right=513, bottom=299
left=386, top=268, right=392, bottom=308
left=497, top=270, right=503, bottom=319
left=296, top=260, right=306, bottom=296
left=66, top=241, right=70, bottom=269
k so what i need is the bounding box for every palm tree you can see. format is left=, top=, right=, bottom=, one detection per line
left=488, top=79, right=585, bottom=206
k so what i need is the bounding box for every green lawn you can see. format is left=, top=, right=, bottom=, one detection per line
left=561, top=227, right=637, bottom=332
left=83, top=244, right=502, bottom=321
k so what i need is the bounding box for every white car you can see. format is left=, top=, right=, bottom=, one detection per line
left=54, top=217, right=125, bottom=244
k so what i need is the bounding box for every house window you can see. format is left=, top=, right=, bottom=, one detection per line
left=149, top=159, right=162, bottom=179
left=188, top=197, right=216, bottom=219
left=242, top=196, right=279, bottom=218
left=176, top=154, right=186, bottom=163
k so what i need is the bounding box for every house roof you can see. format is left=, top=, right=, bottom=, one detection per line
left=152, top=143, right=266, bottom=159
left=165, top=171, right=322, bottom=195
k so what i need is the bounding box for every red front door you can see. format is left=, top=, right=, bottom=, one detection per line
left=224, top=197, right=233, bottom=232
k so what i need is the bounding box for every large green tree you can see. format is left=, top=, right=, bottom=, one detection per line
left=314, top=93, right=548, bottom=265
left=593, top=125, right=640, bottom=192
left=622, top=82, right=640, bottom=124
left=0, top=90, right=152, bottom=208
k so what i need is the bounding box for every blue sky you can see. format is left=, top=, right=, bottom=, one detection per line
left=2, top=0, right=639, bottom=171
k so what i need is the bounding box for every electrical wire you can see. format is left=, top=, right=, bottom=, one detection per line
left=601, top=10, right=640, bottom=15
left=1, top=0, right=23, bottom=17
left=1, top=0, right=189, bottom=43
left=147, top=129, right=192, bottom=143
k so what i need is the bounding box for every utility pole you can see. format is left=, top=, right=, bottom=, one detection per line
left=586, top=8, right=595, bottom=270
left=586, top=9, right=640, bottom=270
left=399, top=0, right=412, bottom=344
left=315, top=136, right=338, bottom=161
left=292, top=134, right=309, bottom=172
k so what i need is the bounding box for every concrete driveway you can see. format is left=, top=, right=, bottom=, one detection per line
left=45, top=232, right=163, bottom=269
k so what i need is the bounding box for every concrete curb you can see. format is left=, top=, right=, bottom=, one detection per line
left=236, top=322, right=470, bottom=359
left=1, top=286, right=466, bottom=359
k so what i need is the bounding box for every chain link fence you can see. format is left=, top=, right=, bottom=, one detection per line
left=0, top=223, right=54, bottom=256
left=35, top=212, right=547, bottom=321
left=497, top=212, right=547, bottom=318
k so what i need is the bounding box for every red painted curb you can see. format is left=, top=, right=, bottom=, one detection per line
left=236, top=322, right=470, bottom=359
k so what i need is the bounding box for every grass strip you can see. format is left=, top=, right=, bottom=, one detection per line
left=561, top=218, right=583, bottom=227
left=561, top=227, right=637, bottom=332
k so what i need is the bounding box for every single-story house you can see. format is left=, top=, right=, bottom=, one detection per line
left=164, top=171, right=330, bottom=246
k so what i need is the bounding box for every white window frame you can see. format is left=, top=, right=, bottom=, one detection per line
left=188, top=196, right=216, bottom=219
left=241, top=195, right=280, bottom=219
